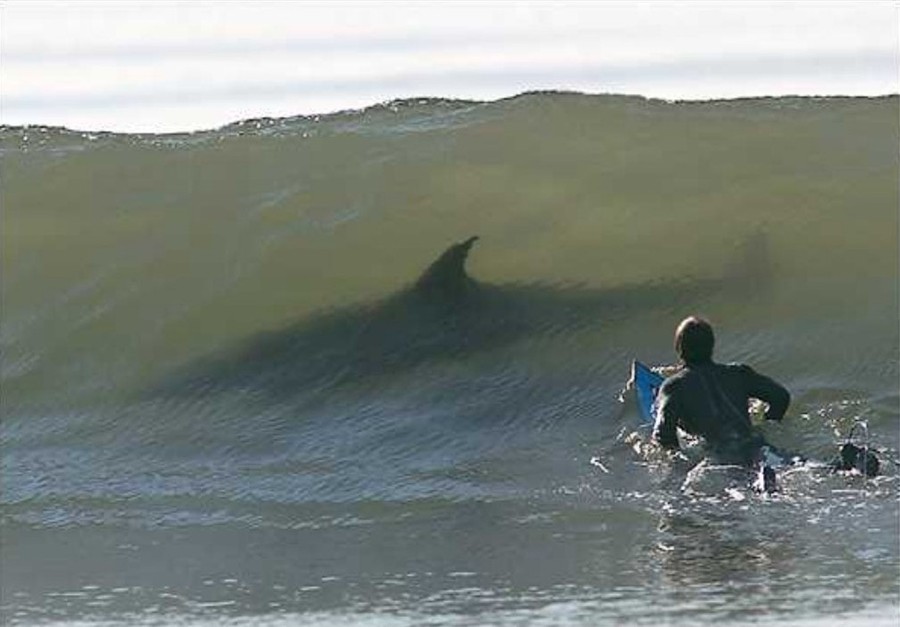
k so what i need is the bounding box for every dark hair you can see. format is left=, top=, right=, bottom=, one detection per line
left=674, top=316, right=714, bottom=365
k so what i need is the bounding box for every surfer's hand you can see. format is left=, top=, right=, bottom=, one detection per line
left=749, top=399, right=768, bottom=422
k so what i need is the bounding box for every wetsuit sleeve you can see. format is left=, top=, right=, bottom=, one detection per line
left=652, top=380, right=681, bottom=450
left=741, top=365, right=790, bottom=421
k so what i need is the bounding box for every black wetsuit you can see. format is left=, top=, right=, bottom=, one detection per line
left=652, top=361, right=790, bottom=465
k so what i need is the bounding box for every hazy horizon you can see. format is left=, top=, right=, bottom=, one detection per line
left=2, top=1, right=897, bottom=133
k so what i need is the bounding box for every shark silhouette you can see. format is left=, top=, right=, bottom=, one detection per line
left=153, top=233, right=771, bottom=399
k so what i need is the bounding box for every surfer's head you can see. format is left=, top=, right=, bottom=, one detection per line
left=675, top=316, right=714, bottom=365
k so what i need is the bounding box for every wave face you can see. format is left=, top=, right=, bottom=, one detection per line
left=2, top=94, right=899, bottom=625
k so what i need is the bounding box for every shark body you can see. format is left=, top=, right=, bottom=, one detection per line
left=154, top=234, right=769, bottom=398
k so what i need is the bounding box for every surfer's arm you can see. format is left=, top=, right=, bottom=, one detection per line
left=652, top=381, right=681, bottom=450
left=742, top=366, right=790, bottom=421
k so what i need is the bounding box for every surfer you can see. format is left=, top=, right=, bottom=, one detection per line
left=652, top=316, right=790, bottom=485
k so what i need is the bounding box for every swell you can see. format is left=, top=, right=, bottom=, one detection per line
left=1, top=92, right=897, bottom=427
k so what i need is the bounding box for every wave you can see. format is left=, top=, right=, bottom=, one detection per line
left=1, top=94, right=897, bottom=509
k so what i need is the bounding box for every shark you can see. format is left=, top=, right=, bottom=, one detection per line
left=153, top=233, right=771, bottom=399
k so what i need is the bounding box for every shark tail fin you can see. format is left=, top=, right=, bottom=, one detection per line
left=723, top=229, right=774, bottom=286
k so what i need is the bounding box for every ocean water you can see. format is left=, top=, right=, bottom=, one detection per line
left=1, top=93, right=898, bottom=626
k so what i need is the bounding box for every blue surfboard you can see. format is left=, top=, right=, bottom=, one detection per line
left=632, top=360, right=665, bottom=427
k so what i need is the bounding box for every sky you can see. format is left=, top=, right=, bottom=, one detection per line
left=1, top=1, right=897, bottom=133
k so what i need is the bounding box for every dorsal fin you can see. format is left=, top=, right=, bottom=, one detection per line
left=414, top=236, right=479, bottom=297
